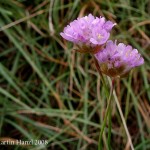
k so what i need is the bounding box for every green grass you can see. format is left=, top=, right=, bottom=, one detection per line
left=0, top=0, right=150, bottom=149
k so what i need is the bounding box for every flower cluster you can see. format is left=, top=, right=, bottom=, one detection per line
left=60, top=14, right=116, bottom=47
left=60, top=14, right=144, bottom=77
left=95, top=40, right=144, bottom=77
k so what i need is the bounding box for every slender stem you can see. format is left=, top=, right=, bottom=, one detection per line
left=113, top=91, right=134, bottom=150
left=98, top=79, right=114, bottom=150
left=91, top=54, right=111, bottom=149
left=92, top=54, right=134, bottom=150
left=92, top=55, right=109, bottom=96
left=107, top=102, right=112, bottom=150
left=92, top=55, right=105, bottom=85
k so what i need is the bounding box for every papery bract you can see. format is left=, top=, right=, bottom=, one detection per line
left=95, top=40, right=144, bottom=77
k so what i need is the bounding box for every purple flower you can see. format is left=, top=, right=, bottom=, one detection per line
left=95, top=40, right=144, bottom=77
left=60, top=14, right=116, bottom=47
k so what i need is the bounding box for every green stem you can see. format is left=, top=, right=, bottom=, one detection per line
left=98, top=79, right=114, bottom=150
left=91, top=54, right=134, bottom=150
left=107, top=102, right=112, bottom=150
left=91, top=54, right=113, bottom=150
left=92, top=55, right=109, bottom=96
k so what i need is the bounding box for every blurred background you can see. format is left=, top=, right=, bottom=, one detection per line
left=0, top=0, right=150, bottom=150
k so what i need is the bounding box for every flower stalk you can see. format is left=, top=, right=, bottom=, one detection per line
left=98, top=78, right=114, bottom=150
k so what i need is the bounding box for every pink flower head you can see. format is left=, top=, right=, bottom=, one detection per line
left=60, top=14, right=116, bottom=47
left=95, top=40, right=144, bottom=77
